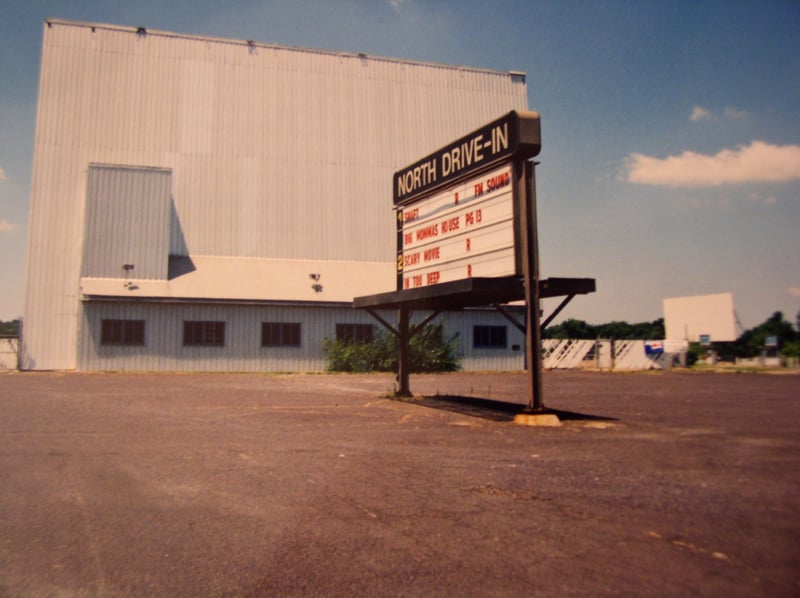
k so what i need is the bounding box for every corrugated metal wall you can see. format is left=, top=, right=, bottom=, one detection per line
left=24, top=19, right=528, bottom=369
left=78, top=302, right=384, bottom=372
left=445, top=310, right=526, bottom=371
left=82, top=165, right=172, bottom=279
left=78, top=303, right=524, bottom=372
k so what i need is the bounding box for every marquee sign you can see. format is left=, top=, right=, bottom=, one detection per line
left=397, top=163, right=516, bottom=290
left=394, top=110, right=541, bottom=206
left=394, top=111, right=541, bottom=291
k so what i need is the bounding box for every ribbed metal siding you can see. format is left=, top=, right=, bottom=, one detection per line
left=444, top=310, right=526, bottom=371
left=25, top=20, right=528, bottom=369
left=22, top=24, right=86, bottom=368
left=82, top=165, right=171, bottom=279
left=78, top=302, right=391, bottom=372
left=78, top=303, right=523, bottom=372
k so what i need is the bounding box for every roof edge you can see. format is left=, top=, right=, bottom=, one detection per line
left=43, top=18, right=527, bottom=79
left=80, top=295, right=355, bottom=308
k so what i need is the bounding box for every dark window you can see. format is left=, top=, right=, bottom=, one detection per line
left=101, top=319, right=145, bottom=346
left=473, top=325, right=507, bottom=349
left=183, top=321, right=225, bottom=346
left=336, top=323, right=374, bottom=344
left=262, top=322, right=301, bottom=347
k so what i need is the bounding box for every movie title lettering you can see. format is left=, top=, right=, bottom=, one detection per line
left=404, top=208, right=419, bottom=222
left=423, top=247, right=440, bottom=262
left=415, top=223, right=439, bottom=241
left=404, top=253, right=420, bottom=266
left=441, top=217, right=460, bottom=234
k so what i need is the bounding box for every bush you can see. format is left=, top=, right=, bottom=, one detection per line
left=324, top=323, right=460, bottom=373
left=684, top=343, right=699, bottom=366
left=323, top=333, right=396, bottom=373
left=782, top=341, right=800, bottom=359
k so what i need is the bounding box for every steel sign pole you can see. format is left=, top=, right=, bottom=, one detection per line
left=397, top=307, right=412, bottom=397
left=518, top=158, right=544, bottom=411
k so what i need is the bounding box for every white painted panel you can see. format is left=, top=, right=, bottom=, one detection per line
left=542, top=339, right=595, bottom=369
left=663, top=293, right=737, bottom=342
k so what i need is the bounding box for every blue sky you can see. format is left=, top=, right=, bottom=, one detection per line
left=2, top=0, right=799, bottom=331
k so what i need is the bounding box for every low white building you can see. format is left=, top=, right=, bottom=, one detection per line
left=23, top=19, right=530, bottom=371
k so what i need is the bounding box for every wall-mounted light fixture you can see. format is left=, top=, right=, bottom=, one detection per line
left=123, top=264, right=135, bottom=288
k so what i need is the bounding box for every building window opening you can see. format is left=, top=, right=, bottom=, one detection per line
left=262, top=322, right=301, bottom=347
left=101, top=319, right=145, bottom=346
left=336, top=323, right=374, bottom=344
left=183, top=321, right=226, bottom=346
left=473, top=325, right=507, bottom=349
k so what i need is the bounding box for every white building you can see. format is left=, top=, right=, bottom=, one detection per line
left=22, top=19, right=529, bottom=371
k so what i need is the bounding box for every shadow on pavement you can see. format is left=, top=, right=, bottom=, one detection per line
left=403, top=394, right=618, bottom=423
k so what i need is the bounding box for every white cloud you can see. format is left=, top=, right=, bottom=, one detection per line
left=690, top=106, right=712, bottom=122
left=689, top=105, right=748, bottom=122
left=747, top=192, right=778, bottom=205
left=388, top=0, right=409, bottom=13
left=789, top=287, right=800, bottom=300
left=723, top=106, right=748, bottom=119
left=624, top=141, right=800, bottom=187
left=0, top=219, right=17, bottom=233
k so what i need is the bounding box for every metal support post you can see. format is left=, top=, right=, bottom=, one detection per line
left=518, top=159, right=544, bottom=411
left=396, top=307, right=411, bottom=397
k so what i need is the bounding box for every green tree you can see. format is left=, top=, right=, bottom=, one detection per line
left=544, top=318, right=664, bottom=340
left=728, top=311, right=798, bottom=358
left=782, top=341, right=800, bottom=358
left=544, top=318, right=595, bottom=339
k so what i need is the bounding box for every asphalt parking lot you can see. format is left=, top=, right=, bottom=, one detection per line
left=1, top=370, right=798, bottom=597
